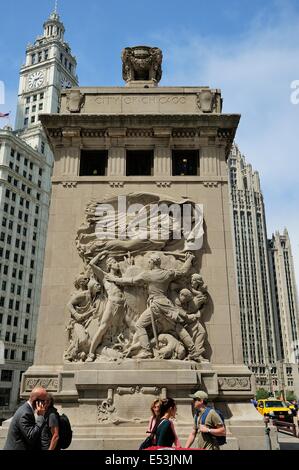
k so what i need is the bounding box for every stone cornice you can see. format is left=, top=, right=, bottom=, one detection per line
left=41, top=113, right=240, bottom=129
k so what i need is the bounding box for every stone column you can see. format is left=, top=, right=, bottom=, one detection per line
left=108, top=147, right=126, bottom=176
left=154, top=147, right=171, bottom=176
left=200, top=146, right=226, bottom=177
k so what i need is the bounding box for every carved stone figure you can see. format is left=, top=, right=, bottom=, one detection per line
left=122, top=46, right=162, bottom=83
left=65, top=193, right=210, bottom=363
left=64, top=273, right=102, bottom=361
left=86, top=254, right=125, bottom=362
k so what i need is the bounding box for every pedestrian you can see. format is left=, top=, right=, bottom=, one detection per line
left=40, top=393, right=60, bottom=451
left=3, top=387, right=47, bottom=450
left=147, top=399, right=162, bottom=434
left=185, top=390, right=226, bottom=450
left=155, top=398, right=181, bottom=448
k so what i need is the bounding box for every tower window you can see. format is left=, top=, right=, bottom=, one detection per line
left=126, top=150, right=154, bottom=176
left=79, top=150, right=108, bottom=176
left=26, top=97, right=30, bottom=104
left=33, top=95, right=37, bottom=102
left=172, top=150, right=199, bottom=176
left=64, top=58, right=68, bottom=68
left=44, top=49, right=49, bottom=60
left=38, top=52, right=42, bottom=63
left=40, top=92, right=44, bottom=100
left=60, top=53, right=63, bottom=63
left=69, top=63, right=72, bottom=73
left=31, top=54, right=36, bottom=65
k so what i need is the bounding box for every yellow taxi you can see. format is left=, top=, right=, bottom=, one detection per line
left=256, top=399, right=293, bottom=422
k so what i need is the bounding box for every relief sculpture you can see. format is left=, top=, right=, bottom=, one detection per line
left=64, top=192, right=210, bottom=363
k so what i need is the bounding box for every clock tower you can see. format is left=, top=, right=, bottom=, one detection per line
left=15, top=8, right=78, bottom=132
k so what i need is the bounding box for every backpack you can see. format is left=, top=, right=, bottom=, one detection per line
left=57, top=413, right=73, bottom=449
left=194, top=407, right=227, bottom=447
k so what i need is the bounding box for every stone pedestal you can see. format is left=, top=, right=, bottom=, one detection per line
left=2, top=360, right=275, bottom=450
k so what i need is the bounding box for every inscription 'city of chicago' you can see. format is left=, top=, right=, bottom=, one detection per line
left=94, top=95, right=187, bottom=106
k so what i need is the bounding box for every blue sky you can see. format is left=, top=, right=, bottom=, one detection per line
left=1, top=0, right=299, bottom=282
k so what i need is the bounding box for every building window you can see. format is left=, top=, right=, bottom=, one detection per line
left=24, top=118, right=29, bottom=126
left=14, top=317, right=18, bottom=327
left=12, top=333, right=16, bottom=343
left=79, top=150, right=108, bottom=176
left=22, top=351, right=27, bottom=361
left=31, top=116, right=35, bottom=123
left=7, top=315, right=12, bottom=325
left=26, top=305, right=30, bottom=314
left=1, top=370, right=13, bottom=381
left=9, top=299, right=13, bottom=309
left=5, top=332, right=10, bottom=341
left=25, top=318, right=29, bottom=328
left=126, top=150, right=154, bottom=176
left=39, top=103, right=44, bottom=111
left=10, top=350, right=15, bottom=360
left=44, top=50, right=48, bottom=60
left=172, top=150, right=200, bottom=176
left=23, top=335, right=28, bottom=345
left=0, top=389, right=11, bottom=406
left=32, top=105, right=36, bottom=113
left=33, top=95, right=37, bottom=102
left=25, top=107, right=29, bottom=115
left=17, top=286, right=21, bottom=295
left=2, top=216, right=7, bottom=227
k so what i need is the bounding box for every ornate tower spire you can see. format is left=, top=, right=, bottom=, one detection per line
left=43, top=4, right=65, bottom=41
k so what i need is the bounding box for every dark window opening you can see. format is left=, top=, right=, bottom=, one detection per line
left=126, top=150, right=153, bottom=176
left=79, top=150, right=108, bottom=176
left=172, top=150, right=199, bottom=176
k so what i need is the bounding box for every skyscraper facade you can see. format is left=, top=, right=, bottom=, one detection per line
left=229, top=144, right=299, bottom=396
left=0, top=8, right=77, bottom=422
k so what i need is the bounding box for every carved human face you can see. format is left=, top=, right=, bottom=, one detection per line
left=191, top=275, right=203, bottom=289
left=179, top=291, right=192, bottom=304
left=108, top=260, right=120, bottom=273
left=148, top=259, right=154, bottom=270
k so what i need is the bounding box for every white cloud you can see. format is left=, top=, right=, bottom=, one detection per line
left=157, top=3, right=299, bottom=285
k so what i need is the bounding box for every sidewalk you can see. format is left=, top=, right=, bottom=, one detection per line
left=278, top=431, right=299, bottom=450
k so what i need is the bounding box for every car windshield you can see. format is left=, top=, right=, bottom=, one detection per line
left=265, top=401, right=285, bottom=408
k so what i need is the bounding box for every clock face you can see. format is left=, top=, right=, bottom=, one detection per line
left=28, top=71, right=45, bottom=90
left=61, top=77, right=72, bottom=89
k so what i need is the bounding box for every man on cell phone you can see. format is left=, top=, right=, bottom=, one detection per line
left=3, top=387, right=47, bottom=450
